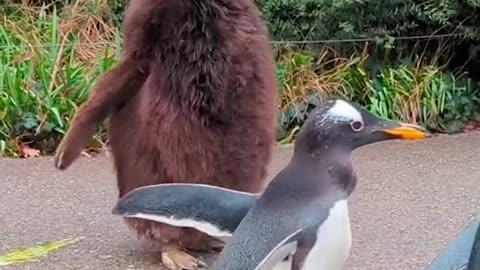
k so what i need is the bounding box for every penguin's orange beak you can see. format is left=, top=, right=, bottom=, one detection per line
left=380, top=123, right=429, bottom=139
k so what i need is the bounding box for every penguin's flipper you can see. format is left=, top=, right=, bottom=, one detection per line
left=112, top=183, right=260, bottom=240
left=252, top=230, right=302, bottom=270
left=212, top=195, right=335, bottom=270
left=425, top=219, right=480, bottom=270
left=211, top=210, right=309, bottom=270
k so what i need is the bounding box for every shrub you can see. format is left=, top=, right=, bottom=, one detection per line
left=274, top=48, right=480, bottom=143
left=101, top=0, right=480, bottom=77
left=103, top=0, right=480, bottom=41
left=256, top=0, right=480, bottom=40
left=106, top=0, right=128, bottom=27
left=0, top=2, right=118, bottom=156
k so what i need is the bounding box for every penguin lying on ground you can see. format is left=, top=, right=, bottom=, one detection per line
left=426, top=219, right=479, bottom=270
left=112, top=183, right=260, bottom=242
left=113, top=99, right=428, bottom=270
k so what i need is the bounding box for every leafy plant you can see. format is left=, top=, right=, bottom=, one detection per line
left=0, top=3, right=119, bottom=157
left=274, top=46, right=369, bottom=140
left=1, top=0, right=480, bottom=155
left=436, top=79, right=480, bottom=132
left=274, top=47, right=480, bottom=143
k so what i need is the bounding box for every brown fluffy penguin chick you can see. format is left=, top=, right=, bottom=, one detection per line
left=53, top=0, right=278, bottom=269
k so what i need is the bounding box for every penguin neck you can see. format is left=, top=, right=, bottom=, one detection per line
left=291, top=140, right=357, bottom=196
left=291, top=145, right=352, bottom=173
left=293, top=135, right=353, bottom=165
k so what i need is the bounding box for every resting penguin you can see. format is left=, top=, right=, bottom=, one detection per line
left=113, top=183, right=260, bottom=243
left=211, top=99, right=428, bottom=270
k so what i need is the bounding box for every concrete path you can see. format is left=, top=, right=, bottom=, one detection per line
left=1, top=132, right=479, bottom=270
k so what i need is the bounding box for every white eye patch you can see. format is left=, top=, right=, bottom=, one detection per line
left=325, top=99, right=363, bottom=123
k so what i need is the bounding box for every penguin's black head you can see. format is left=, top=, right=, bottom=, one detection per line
left=294, top=99, right=429, bottom=154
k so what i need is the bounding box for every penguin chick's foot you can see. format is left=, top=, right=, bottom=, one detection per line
left=161, top=243, right=206, bottom=270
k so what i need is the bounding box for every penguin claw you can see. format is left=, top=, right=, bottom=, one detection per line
left=53, top=144, right=75, bottom=170
left=53, top=149, right=65, bottom=169
left=184, top=237, right=225, bottom=254
left=161, top=249, right=207, bottom=270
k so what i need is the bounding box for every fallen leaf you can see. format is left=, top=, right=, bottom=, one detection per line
left=0, top=238, right=81, bottom=266
left=20, top=145, right=41, bottom=158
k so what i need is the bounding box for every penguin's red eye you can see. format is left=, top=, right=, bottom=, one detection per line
left=350, top=121, right=364, bottom=131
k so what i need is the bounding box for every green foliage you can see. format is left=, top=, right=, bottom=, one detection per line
left=256, top=0, right=480, bottom=73
left=274, top=49, right=480, bottom=142
left=255, top=0, right=480, bottom=40
left=2, top=0, right=480, bottom=156
left=436, top=81, right=480, bottom=132
left=106, top=0, right=129, bottom=27
left=0, top=6, right=118, bottom=156
left=101, top=0, right=480, bottom=44
left=98, top=0, right=480, bottom=44
left=100, top=0, right=480, bottom=71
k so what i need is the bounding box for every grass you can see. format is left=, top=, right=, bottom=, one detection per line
left=1, top=0, right=480, bottom=157
left=0, top=1, right=119, bottom=156
left=273, top=45, right=480, bottom=139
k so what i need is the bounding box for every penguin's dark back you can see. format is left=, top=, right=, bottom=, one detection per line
left=113, top=184, right=258, bottom=233
left=426, top=219, right=480, bottom=270
left=468, top=220, right=480, bottom=270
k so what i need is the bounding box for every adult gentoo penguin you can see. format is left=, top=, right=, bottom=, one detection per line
left=212, top=99, right=428, bottom=270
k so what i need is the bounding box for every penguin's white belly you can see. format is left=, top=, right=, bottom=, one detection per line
left=301, top=199, right=352, bottom=270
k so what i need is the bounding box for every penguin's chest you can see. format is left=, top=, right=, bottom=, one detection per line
left=300, top=199, right=352, bottom=270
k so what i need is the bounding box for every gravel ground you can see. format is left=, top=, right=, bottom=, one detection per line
left=1, top=132, right=479, bottom=270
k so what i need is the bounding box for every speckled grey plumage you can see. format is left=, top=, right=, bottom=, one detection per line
left=470, top=224, right=480, bottom=270
left=425, top=219, right=479, bottom=270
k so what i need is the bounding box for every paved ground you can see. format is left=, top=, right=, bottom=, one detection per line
left=1, top=132, right=479, bottom=270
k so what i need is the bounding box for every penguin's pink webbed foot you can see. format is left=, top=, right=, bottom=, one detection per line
left=161, top=243, right=207, bottom=270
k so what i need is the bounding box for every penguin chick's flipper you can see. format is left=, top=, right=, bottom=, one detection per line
left=112, top=183, right=260, bottom=241
left=425, top=219, right=480, bottom=270
left=161, top=242, right=207, bottom=270
left=54, top=58, right=148, bottom=170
